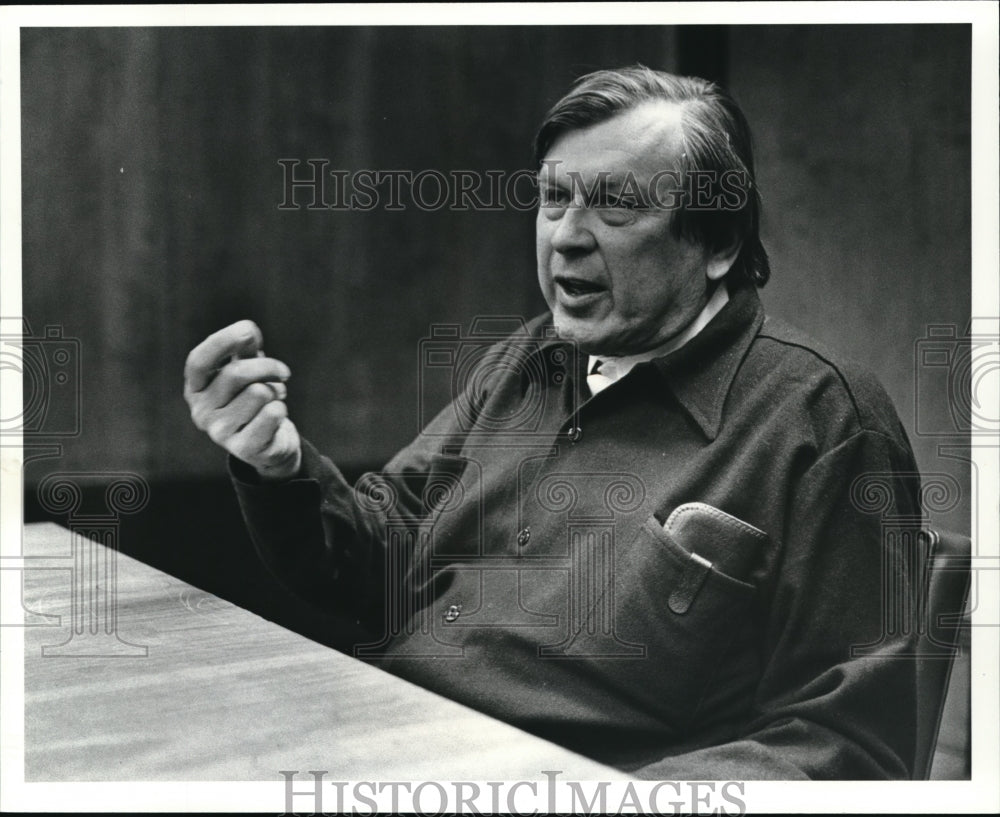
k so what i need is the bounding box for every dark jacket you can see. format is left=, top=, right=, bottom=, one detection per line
left=233, top=280, right=923, bottom=780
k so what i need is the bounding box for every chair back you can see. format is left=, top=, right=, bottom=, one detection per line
left=913, top=527, right=971, bottom=779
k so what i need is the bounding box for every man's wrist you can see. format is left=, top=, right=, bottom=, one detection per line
left=256, top=447, right=303, bottom=483
left=228, top=448, right=303, bottom=485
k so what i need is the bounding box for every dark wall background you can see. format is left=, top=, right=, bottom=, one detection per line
left=20, top=26, right=972, bottom=744
left=730, top=25, right=972, bottom=542
left=20, top=24, right=689, bottom=644
left=20, top=26, right=681, bottom=480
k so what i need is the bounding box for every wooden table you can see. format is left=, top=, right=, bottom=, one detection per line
left=20, top=522, right=628, bottom=782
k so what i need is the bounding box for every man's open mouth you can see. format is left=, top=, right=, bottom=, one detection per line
left=555, top=277, right=605, bottom=297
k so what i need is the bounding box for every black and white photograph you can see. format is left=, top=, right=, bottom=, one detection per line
left=1, top=3, right=997, bottom=814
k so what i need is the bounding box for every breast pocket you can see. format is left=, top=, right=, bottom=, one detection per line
left=604, top=513, right=763, bottom=729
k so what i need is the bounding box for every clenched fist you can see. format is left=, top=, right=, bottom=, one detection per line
left=184, top=320, right=302, bottom=481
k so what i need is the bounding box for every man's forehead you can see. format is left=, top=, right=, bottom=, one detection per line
left=541, top=99, right=686, bottom=181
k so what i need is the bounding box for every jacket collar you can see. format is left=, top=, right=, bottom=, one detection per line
left=526, top=280, right=765, bottom=441
left=648, top=280, right=764, bottom=441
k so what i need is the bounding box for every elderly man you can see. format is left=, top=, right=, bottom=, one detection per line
left=184, top=67, right=922, bottom=780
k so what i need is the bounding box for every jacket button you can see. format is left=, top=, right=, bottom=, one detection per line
left=568, top=426, right=582, bottom=442
left=444, top=604, right=461, bottom=622
left=516, top=527, right=531, bottom=547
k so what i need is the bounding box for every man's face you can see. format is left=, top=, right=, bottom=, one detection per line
left=536, top=100, right=720, bottom=357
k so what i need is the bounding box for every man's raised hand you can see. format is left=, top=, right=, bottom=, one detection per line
left=184, top=320, right=302, bottom=481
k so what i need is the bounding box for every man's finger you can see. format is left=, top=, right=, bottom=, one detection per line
left=262, top=381, right=287, bottom=401
left=184, top=320, right=263, bottom=392
left=259, top=418, right=302, bottom=473
left=202, top=381, right=286, bottom=441
left=197, top=357, right=291, bottom=409
left=228, top=399, right=289, bottom=462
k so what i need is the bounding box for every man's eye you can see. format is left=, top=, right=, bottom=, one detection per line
left=594, top=196, right=647, bottom=225
left=597, top=195, right=646, bottom=210
left=540, top=188, right=570, bottom=207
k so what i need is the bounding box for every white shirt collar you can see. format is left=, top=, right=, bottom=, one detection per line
left=587, top=281, right=730, bottom=385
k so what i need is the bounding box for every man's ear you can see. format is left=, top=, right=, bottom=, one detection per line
left=706, top=241, right=742, bottom=281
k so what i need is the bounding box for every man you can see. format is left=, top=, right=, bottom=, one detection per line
left=184, top=67, right=923, bottom=779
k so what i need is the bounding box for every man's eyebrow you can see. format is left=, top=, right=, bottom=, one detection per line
left=597, top=174, right=630, bottom=191
left=602, top=172, right=657, bottom=192
left=556, top=172, right=647, bottom=192
left=536, top=171, right=650, bottom=200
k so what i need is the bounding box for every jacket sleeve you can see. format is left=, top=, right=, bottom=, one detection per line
left=230, top=399, right=462, bottom=629
left=633, top=429, right=924, bottom=780
left=228, top=328, right=523, bottom=627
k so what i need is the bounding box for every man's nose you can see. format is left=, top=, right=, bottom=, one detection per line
left=549, top=205, right=596, bottom=255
